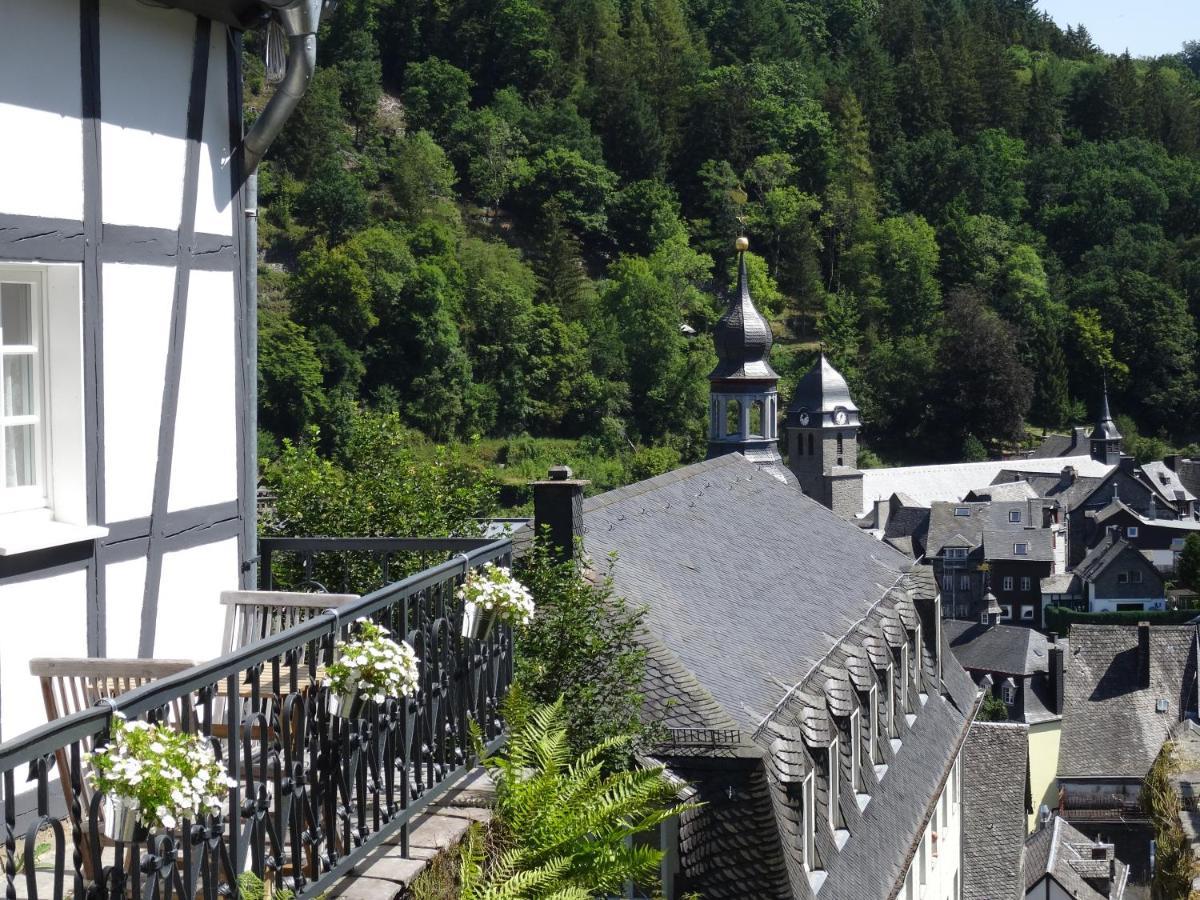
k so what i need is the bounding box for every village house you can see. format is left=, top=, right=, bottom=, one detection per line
left=1056, top=623, right=1199, bottom=882
left=1086, top=497, right=1200, bottom=574
left=1042, top=534, right=1167, bottom=614
left=0, top=0, right=321, bottom=745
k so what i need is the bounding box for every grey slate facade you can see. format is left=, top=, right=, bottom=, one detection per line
left=961, top=722, right=1029, bottom=900
left=581, top=453, right=980, bottom=899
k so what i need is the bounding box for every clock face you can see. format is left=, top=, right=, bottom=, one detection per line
left=833, top=408, right=848, bottom=425
left=798, top=410, right=810, bottom=426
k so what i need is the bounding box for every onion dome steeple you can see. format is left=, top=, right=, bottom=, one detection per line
left=706, top=238, right=782, bottom=467
left=1090, top=378, right=1122, bottom=465
left=711, top=239, right=778, bottom=382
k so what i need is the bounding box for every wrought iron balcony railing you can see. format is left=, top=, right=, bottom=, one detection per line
left=1, top=535, right=514, bottom=900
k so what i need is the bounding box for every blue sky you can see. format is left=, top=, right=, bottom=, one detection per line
left=1034, top=0, right=1199, bottom=57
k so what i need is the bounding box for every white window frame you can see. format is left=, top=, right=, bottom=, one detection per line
left=0, top=267, right=50, bottom=513
left=1009, top=509, right=1021, bottom=523
left=945, top=546, right=968, bottom=559
left=1127, top=526, right=1139, bottom=538
left=980, top=611, right=988, bottom=625
left=958, top=574, right=970, bottom=590
left=885, top=662, right=896, bottom=737
left=1003, top=576, right=1014, bottom=591
left=1020, top=576, right=1031, bottom=591
left=912, top=622, right=922, bottom=694
left=849, top=709, right=862, bottom=793
left=1132, top=570, right=1144, bottom=584
left=1021, top=606, right=1035, bottom=621
left=0, top=263, right=100, bottom=553
left=827, top=737, right=840, bottom=830
left=802, top=770, right=816, bottom=871
left=1118, top=572, right=1129, bottom=584
left=868, top=684, right=879, bottom=764
left=1014, top=542, right=1029, bottom=556
left=899, top=644, right=909, bottom=712
left=954, top=506, right=969, bottom=517
left=1000, top=604, right=1013, bottom=620
left=1001, top=680, right=1016, bottom=704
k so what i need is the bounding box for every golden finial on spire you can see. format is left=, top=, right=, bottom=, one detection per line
left=735, top=236, right=750, bottom=252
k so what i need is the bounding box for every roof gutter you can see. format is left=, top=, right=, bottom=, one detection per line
left=240, top=0, right=324, bottom=175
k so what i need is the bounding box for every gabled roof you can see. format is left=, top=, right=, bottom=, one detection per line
left=859, top=456, right=1111, bottom=519
left=1023, top=817, right=1128, bottom=900
left=994, top=470, right=1107, bottom=513
left=1058, top=625, right=1199, bottom=778
left=944, top=620, right=1048, bottom=677
left=583, top=453, right=979, bottom=899
left=962, top=722, right=1029, bottom=900
left=1093, top=499, right=1200, bottom=532
left=1027, top=427, right=1090, bottom=460
left=1142, top=461, right=1198, bottom=505
left=925, top=500, right=1054, bottom=560
left=1074, top=535, right=1151, bottom=584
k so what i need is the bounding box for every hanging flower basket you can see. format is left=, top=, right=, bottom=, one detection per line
left=325, top=619, right=420, bottom=720
left=457, top=563, right=534, bottom=640
left=86, top=715, right=233, bottom=841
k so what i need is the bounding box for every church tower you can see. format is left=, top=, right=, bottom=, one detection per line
left=1090, top=380, right=1123, bottom=465
left=706, top=239, right=782, bottom=467
left=785, top=354, right=863, bottom=518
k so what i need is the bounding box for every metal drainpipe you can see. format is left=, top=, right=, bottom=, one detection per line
left=241, top=0, right=324, bottom=174
left=244, top=171, right=258, bottom=587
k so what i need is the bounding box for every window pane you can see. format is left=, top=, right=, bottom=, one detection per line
left=0, top=283, right=33, bottom=345
left=5, top=423, right=35, bottom=487
left=3, top=355, right=34, bottom=416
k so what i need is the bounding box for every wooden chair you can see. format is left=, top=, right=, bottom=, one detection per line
left=219, top=590, right=360, bottom=657
left=29, top=657, right=198, bottom=876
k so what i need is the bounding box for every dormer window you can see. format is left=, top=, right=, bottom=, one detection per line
left=849, top=709, right=862, bottom=793
left=954, top=507, right=969, bottom=517
left=945, top=546, right=968, bottom=559
left=980, top=611, right=988, bottom=625
left=868, top=684, right=879, bottom=764
left=802, top=770, right=817, bottom=871
left=912, top=622, right=922, bottom=694
left=1013, top=542, right=1028, bottom=556
left=1001, top=678, right=1016, bottom=705
left=1009, top=510, right=1021, bottom=523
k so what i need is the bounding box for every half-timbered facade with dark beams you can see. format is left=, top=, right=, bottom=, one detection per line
left=0, top=0, right=321, bottom=743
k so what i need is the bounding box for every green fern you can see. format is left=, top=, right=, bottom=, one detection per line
left=465, top=697, right=697, bottom=898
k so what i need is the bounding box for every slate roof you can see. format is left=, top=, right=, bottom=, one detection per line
left=925, top=500, right=1055, bottom=560
left=787, top=354, right=859, bottom=424
left=982, top=529, right=1055, bottom=562
left=1143, top=461, right=1197, bottom=505
left=1058, top=625, right=1199, bottom=778
left=1092, top=499, right=1200, bottom=532
left=582, top=453, right=980, bottom=899
left=1074, top=535, right=1147, bottom=584
left=859, top=456, right=1112, bottom=518
left=962, top=722, right=1029, bottom=900
left=995, top=470, right=1107, bottom=513
left=944, top=620, right=1048, bottom=677
left=1027, top=427, right=1090, bottom=459
left=1040, top=572, right=1080, bottom=596
left=1023, top=817, right=1129, bottom=899
left=964, top=481, right=1040, bottom=502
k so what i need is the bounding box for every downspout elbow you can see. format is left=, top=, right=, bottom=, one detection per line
left=240, top=0, right=323, bottom=175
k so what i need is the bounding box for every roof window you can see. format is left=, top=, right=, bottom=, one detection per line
left=1013, top=542, right=1028, bottom=556
left=954, top=507, right=970, bottom=516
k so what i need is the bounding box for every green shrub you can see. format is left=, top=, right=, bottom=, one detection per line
left=1042, top=606, right=1198, bottom=636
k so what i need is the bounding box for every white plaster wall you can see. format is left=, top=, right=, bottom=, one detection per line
left=0, top=570, right=89, bottom=743
left=99, top=0, right=192, bottom=230
left=0, top=0, right=85, bottom=220
left=153, top=537, right=238, bottom=661
left=167, top=269, right=237, bottom=512
left=1090, top=597, right=1166, bottom=613
left=102, top=263, right=175, bottom=523
left=194, top=29, right=234, bottom=238
left=104, top=556, right=148, bottom=658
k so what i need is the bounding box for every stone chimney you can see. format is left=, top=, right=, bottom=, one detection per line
left=1060, top=465, right=1076, bottom=488
left=531, top=465, right=590, bottom=565
left=1138, top=621, right=1151, bottom=690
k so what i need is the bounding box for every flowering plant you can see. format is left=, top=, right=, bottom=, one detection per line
left=86, top=715, right=234, bottom=831
left=326, top=619, right=420, bottom=703
left=456, top=563, right=535, bottom=627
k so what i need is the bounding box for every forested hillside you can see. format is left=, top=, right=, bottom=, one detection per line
left=252, top=0, right=1200, bottom=474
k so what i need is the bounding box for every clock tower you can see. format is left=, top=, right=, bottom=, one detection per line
left=706, top=239, right=783, bottom=468
left=785, top=354, right=863, bottom=517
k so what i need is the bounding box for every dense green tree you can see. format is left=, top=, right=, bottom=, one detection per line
left=1179, top=534, right=1200, bottom=593
left=258, top=308, right=325, bottom=440
left=294, top=160, right=368, bottom=242
left=401, top=57, right=473, bottom=142
left=874, top=214, right=942, bottom=337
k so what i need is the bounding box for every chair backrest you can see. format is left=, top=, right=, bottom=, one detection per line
left=29, top=657, right=198, bottom=818
left=219, top=590, right=360, bottom=656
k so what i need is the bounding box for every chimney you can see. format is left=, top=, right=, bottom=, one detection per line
left=1138, top=621, right=1151, bottom=689
left=874, top=498, right=890, bottom=531
left=1165, top=455, right=1179, bottom=472
left=531, top=465, right=590, bottom=565
left=1048, top=642, right=1065, bottom=715
left=1061, top=465, right=1077, bottom=488
left=1119, top=455, right=1137, bottom=474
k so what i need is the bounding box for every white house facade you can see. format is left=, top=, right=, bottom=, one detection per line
left=0, top=0, right=292, bottom=746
